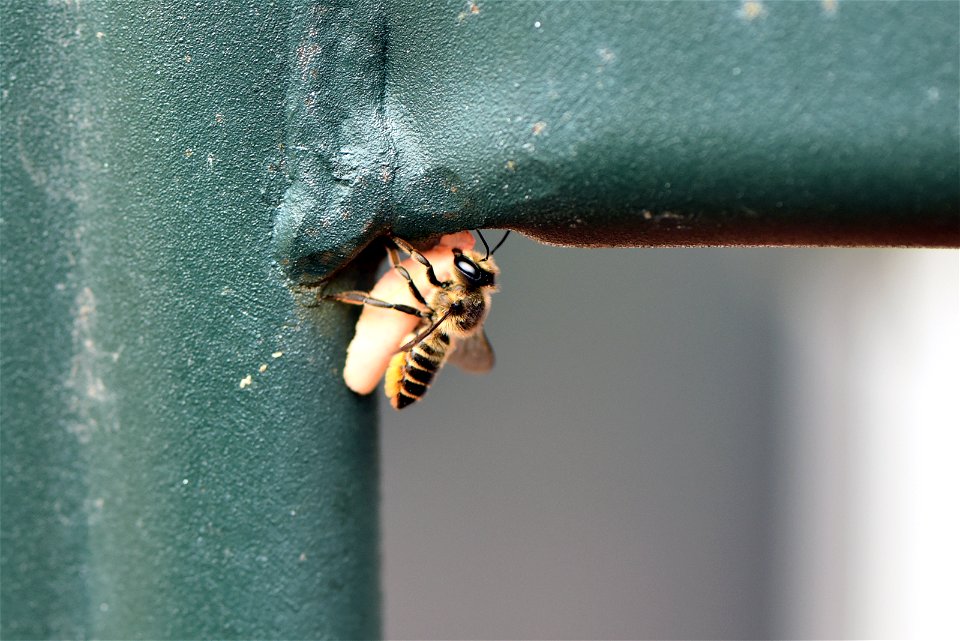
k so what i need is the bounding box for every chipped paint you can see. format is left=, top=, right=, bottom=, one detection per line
left=457, top=1, right=481, bottom=23
left=739, top=1, right=766, bottom=21
left=65, top=286, right=120, bottom=444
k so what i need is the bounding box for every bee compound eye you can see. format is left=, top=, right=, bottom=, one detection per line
left=454, top=256, right=480, bottom=281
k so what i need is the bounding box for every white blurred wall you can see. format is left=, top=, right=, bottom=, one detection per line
left=775, top=249, right=959, bottom=638
left=378, top=242, right=959, bottom=638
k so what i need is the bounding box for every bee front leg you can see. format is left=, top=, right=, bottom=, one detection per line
left=390, top=237, right=444, bottom=289
left=386, top=245, right=429, bottom=307
left=323, top=291, right=430, bottom=319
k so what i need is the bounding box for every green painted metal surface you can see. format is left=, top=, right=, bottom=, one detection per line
left=2, top=1, right=379, bottom=638
left=3, top=0, right=959, bottom=637
left=276, top=0, right=958, bottom=280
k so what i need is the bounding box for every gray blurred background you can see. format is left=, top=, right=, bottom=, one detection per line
left=378, top=240, right=958, bottom=639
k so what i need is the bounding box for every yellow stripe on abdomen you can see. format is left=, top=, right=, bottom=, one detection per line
left=385, top=332, right=449, bottom=409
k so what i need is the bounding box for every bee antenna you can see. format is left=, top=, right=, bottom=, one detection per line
left=475, top=229, right=492, bottom=261
left=475, top=229, right=510, bottom=261
left=489, top=230, right=511, bottom=256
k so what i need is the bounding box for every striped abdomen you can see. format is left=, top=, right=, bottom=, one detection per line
left=384, top=329, right=452, bottom=409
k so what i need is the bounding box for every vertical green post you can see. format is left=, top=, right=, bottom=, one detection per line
left=2, top=1, right=380, bottom=638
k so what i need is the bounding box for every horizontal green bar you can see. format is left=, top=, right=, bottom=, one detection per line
left=275, top=0, right=958, bottom=280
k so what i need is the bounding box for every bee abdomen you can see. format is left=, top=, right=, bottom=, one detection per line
left=385, top=333, right=449, bottom=409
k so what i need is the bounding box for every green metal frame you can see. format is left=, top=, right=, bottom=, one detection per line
left=2, top=0, right=957, bottom=638
left=278, top=0, right=958, bottom=281
left=2, top=2, right=378, bottom=638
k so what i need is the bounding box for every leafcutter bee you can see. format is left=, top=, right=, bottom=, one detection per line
left=326, top=230, right=509, bottom=408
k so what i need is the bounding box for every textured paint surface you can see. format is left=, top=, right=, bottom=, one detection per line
left=276, top=0, right=958, bottom=280
left=3, top=1, right=959, bottom=638
left=1, top=1, right=379, bottom=638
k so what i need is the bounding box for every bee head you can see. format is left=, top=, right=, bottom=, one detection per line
left=452, top=248, right=497, bottom=288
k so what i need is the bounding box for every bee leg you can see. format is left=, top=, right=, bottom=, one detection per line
left=324, top=291, right=429, bottom=318
left=390, top=237, right=443, bottom=288
left=398, top=307, right=453, bottom=351
left=386, top=245, right=429, bottom=306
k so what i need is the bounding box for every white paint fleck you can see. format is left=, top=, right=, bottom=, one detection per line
left=597, top=47, right=615, bottom=63
left=738, top=1, right=766, bottom=21
left=66, top=286, right=120, bottom=443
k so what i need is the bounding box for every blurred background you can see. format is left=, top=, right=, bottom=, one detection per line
left=377, top=239, right=958, bottom=638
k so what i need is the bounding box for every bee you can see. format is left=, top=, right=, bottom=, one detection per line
left=326, top=230, right=509, bottom=408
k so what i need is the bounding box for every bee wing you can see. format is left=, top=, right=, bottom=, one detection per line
left=448, top=330, right=495, bottom=373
